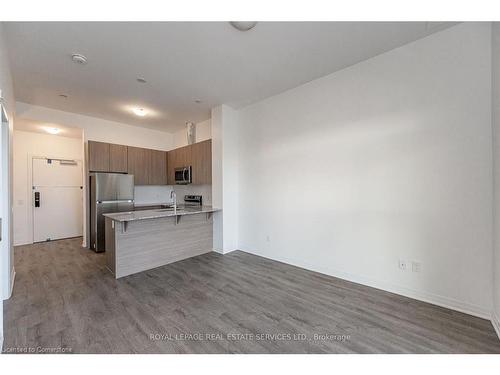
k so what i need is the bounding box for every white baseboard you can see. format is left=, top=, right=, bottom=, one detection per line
left=492, top=311, right=500, bottom=340
left=238, top=247, right=491, bottom=320
left=214, top=248, right=237, bottom=255
left=13, top=240, right=31, bottom=246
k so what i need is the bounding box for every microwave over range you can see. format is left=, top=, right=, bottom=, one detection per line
left=175, top=166, right=192, bottom=185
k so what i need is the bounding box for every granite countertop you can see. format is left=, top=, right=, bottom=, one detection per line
left=103, top=205, right=219, bottom=222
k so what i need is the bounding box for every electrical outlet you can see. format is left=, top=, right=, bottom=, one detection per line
left=411, top=261, right=422, bottom=273
left=398, top=259, right=407, bottom=271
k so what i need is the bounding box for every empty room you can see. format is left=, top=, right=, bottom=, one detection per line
left=1, top=0, right=500, bottom=371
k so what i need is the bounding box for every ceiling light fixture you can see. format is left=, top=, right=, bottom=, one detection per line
left=71, top=53, right=88, bottom=65
left=132, top=108, right=147, bottom=117
left=58, top=94, right=68, bottom=98
left=136, top=77, right=147, bottom=83
left=229, top=22, right=257, bottom=31
left=194, top=99, right=202, bottom=104
left=45, top=127, right=60, bottom=135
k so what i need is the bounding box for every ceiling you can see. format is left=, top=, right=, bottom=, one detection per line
left=15, top=118, right=83, bottom=138
left=4, top=22, right=455, bottom=133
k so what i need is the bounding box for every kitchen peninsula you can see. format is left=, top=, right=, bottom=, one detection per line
left=103, top=206, right=219, bottom=278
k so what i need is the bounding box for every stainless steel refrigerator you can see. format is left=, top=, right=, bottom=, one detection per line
left=90, top=173, right=134, bottom=252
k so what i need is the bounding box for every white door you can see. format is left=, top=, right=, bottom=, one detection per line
left=32, top=157, right=83, bottom=242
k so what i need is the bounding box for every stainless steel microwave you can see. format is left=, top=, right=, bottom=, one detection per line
left=174, top=166, right=192, bottom=185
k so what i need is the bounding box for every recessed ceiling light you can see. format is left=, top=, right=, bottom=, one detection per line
left=194, top=99, right=202, bottom=104
left=229, top=22, right=257, bottom=31
left=132, top=108, right=147, bottom=117
left=45, top=127, right=60, bottom=135
left=136, top=77, right=147, bottom=83
left=71, top=53, right=88, bottom=65
left=58, top=94, right=68, bottom=98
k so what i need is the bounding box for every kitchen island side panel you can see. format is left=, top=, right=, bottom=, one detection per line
left=114, top=214, right=213, bottom=278
left=105, top=217, right=116, bottom=274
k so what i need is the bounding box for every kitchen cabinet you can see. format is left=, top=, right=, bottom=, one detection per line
left=149, top=150, right=168, bottom=185
left=127, top=146, right=150, bottom=185
left=167, top=145, right=192, bottom=185
left=88, top=141, right=110, bottom=172
left=167, top=150, right=176, bottom=185
left=88, top=139, right=211, bottom=186
left=191, top=139, right=212, bottom=185
left=109, top=144, right=128, bottom=173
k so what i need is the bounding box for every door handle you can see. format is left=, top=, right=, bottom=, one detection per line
left=35, top=191, right=40, bottom=207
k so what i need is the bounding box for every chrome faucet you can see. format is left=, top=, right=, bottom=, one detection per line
left=170, top=190, right=177, bottom=213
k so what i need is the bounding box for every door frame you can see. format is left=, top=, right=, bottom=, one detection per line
left=1, top=95, right=14, bottom=301
left=28, top=155, right=84, bottom=244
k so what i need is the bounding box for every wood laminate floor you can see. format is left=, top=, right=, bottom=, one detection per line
left=3, top=238, right=500, bottom=354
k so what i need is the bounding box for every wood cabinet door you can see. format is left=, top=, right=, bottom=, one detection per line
left=178, top=145, right=193, bottom=168
left=192, top=139, right=212, bottom=185
left=149, top=150, right=167, bottom=185
left=127, top=146, right=150, bottom=185
left=88, top=141, right=110, bottom=172
left=109, top=144, right=128, bottom=173
left=167, top=145, right=192, bottom=184
left=167, top=149, right=177, bottom=185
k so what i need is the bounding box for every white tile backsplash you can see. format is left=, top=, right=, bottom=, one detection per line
left=173, top=184, right=212, bottom=205
left=134, top=184, right=212, bottom=206
left=134, top=185, right=173, bottom=206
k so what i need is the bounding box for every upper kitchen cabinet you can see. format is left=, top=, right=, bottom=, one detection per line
left=88, top=141, right=110, bottom=172
left=149, top=150, right=168, bottom=185
left=88, top=141, right=169, bottom=185
left=167, top=145, right=192, bottom=185
left=88, top=141, right=128, bottom=173
left=167, top=150, right=176, bottom=185
left=176, top=144, right=192, bottom=168
left=192, top=139, right=212, bottom=185
left=127, top=146, right=150, bottom=185
left=109, top=144, right=128, bottom=173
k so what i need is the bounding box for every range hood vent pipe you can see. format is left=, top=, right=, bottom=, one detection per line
left=186, top=121, right=196, bottom=145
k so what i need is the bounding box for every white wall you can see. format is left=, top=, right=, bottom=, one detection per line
left=237, top=23, right=493, bottom=318
left=16, top=102, right=174, bottom=151
left=173, top=118, right=211, bottom=148
left=0, top=22, right=15, bottom=346
left=492, top=22, right=500, bottom=336
left=211, top=105, right=238, bottom=253
left=13, top=130, right=84, bottom=246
